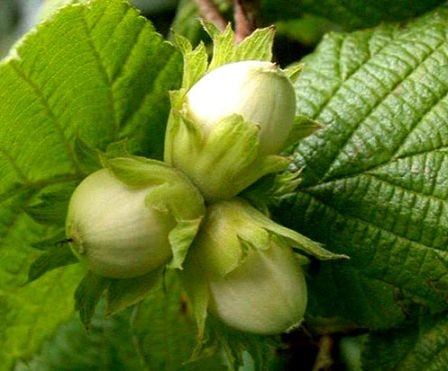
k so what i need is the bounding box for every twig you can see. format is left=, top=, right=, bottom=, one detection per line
left=234, top=0, right=259, bottom=43
left=312, top=335, right=334, bottom=371
left=194, top=0, right=227, bottom=32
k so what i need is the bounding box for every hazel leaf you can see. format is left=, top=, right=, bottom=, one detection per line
left=0, top=0, right=182, bottom=366
left=275, top=5, right=448, bottom=329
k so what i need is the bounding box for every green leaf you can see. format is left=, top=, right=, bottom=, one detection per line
left=260, top=0, right=302, bottom=22
left=27, top=244, right=78, bottom=282
left=38, top=0, right=78, bottom=21
left=74, top=271, right=110, bottom=329
left=170, top=0, right=205, bottom=47
left=274, top=6, right=448, bottom=330
left=0, top=265, right=82, bottom=370
left=0, top=0, right=181, bottom=366
left=302, top=0, right=445, bottom=30
left=262, top=0, right=445, bottom=30
left=275, top=16, right=338, bottom=47
left=362, top=312, right=448, bottom=370
left=23, top=183, right=74, bottom=226
left=31, top=230, right=67, bottom=250
left=14, top=308, right=145, bottom=371
left=73, top=136, right=102, bottom=174
left=131, top=272, right=227, bottom=371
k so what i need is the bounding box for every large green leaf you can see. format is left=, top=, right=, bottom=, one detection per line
left=274, top=6, right=448, bottom=330
left=262, top=0, right=445, bottom=29
left=0, top=0, right=181, bottom=367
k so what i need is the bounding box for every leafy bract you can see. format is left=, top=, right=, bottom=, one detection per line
left=274, top=6, right=448, bottom=329
left=174, top=22, right=275, bottom=92
left=131, top=272, right=227, bottom=371
left=0, top=0, right=181, bottom=366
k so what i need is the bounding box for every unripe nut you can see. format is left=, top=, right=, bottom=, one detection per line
left=185, top=60, right=296, bottom=155
left=66, top=169, right=174, bottom=279
left=209, top=243, right=307, bottom=335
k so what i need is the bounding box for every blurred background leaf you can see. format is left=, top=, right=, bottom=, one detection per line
left=14, top=305, right=145, bottom=371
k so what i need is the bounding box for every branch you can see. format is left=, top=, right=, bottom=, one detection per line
left=234, top=0, right=259, bottom=43
left=194, top=0, right=227, bottom=32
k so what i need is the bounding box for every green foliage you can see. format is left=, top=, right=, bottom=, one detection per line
left=362, top=312, right=448, bottom=370
left=275, top=5, right=448, bottom=330
left=169, top=0, right=445, bottom=50
left=14, top=308, right=145, bottom=371
left=170, top=0, right=205, bottom=46
left=274, top=16, right=338, bottom=47
left=27, top=244, right=77, bottom=282
left=132, top=272, right=227, bottom=371
left=0, top=0, right=181, bottom=367
left=303, top=0, right=445, bottom=29
left=262, top=0, right=445, bottom=30
left=196, top=317, right=279, bottom=371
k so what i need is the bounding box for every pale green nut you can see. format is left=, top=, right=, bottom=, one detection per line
left=209, top=242, right=307, bottom=335
left=66, top=158, right=205, bottom=279
left=164, top=61, right=296, bottom=202
left=187, top=199, right=308, bottom=335
left=185, top=60, right=296, bottom=155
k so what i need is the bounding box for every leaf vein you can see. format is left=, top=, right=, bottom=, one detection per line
left=310, top=30, right=391, bottom=119
left=389, top=88, right=448, bottom=160
left=301, top=176, right=448, bottom=252
left=9, top=61, right=82, bottom=175
left=0, top=173, right=80, bottom=204
left=111, top=21, right=146, bottom=83
left=122, top=48, right=178, bottom=128
left=80, top=8, right=119, bottom=139
left=321, top=36, right=447, bottom=181
left=0, top=148, right=29, bottom=182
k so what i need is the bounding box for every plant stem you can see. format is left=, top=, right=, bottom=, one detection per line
left=194, top=0, right=227, bottom=31
left=312, top=335, right=334, bottom=371
left=234, top=0, right=259, bottom=42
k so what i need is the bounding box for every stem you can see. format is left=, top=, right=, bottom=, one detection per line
left=312, top=335, right=334, bottom=371
left=194, top=0, right=227, bottom=31
left=234, top=0, right=259, bottom=43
